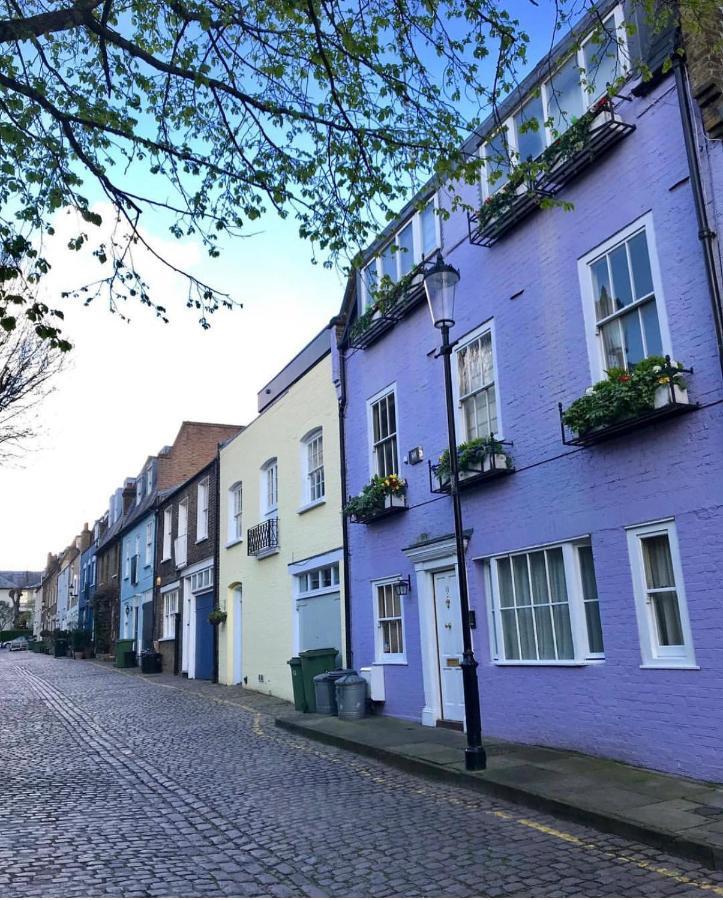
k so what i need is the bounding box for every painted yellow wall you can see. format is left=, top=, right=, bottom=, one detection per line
left=217, top=350, right=344, bottom=700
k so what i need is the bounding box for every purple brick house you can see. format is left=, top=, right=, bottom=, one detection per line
left=335, top=0, right=723, bottom=781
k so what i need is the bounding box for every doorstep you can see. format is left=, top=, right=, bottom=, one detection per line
left=274, top=710, right=723, bottom=870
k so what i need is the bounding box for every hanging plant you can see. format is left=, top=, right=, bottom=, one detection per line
left=208, top=608, right=227, bottom=626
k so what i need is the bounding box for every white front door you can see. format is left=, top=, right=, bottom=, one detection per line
left=432, top=570, right=465, bottom=723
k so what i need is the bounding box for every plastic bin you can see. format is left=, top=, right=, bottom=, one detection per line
left=335, top=673, right=368, bottom=720
left=288, top=657, right=307, bottom=712
left=53, top=639, right=68, bottom=658
left=299, top=648, right=338, bottom=713
left=115, top=638, right=135, bottom=668
left=313, top=669, right=355, bottom=715
left=140, top=651, right=162, bottom=674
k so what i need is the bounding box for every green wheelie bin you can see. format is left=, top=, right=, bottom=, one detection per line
left=115, top=638, right=135, bottom=668
left=288, top=657, right=307, bottom=712
left=298, top=648, right=338, bottom=713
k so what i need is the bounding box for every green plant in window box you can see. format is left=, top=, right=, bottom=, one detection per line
left=562, top=356, right=688, bottom=436
left=208, top=608, right=227, bottom=626
left=344, top=474, right=407, bottom=522
left=436, top=436, right=513, bottom=482
left=348, top=263, right=426, bottom=343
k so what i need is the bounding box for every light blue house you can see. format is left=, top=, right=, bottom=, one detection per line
left=119, top=459, right=158, bottom=655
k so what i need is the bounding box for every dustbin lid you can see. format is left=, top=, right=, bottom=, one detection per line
left=335, top=673, right=367, bottom=686
left=327, top=668, right=355, bottom=680
left=299, top=647, right=338, bottom=658
left=313, top=672, right=333, bottom=684
left=287, top=657, right=302, bottom=666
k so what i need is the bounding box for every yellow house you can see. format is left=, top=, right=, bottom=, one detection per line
left=218, top=328, right=345, bottom=699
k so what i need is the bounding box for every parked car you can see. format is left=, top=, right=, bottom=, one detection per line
left=8, top=637, right=28, bottom=652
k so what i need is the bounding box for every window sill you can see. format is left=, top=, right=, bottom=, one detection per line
left=161, top=556, right=172, bottom=564
left=195, top=537, right=208, bottom=545
left=298, top=499, right=326, bottom=515
left=374, top=658, right=407, bottom=666
left=492, top=660, right=590, bottom=667
left=639, top=663, right=700, bottom=670
left=225, top=538, right=244, bottom=550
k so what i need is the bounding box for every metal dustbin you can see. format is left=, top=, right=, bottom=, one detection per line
left=288, top=657, right=307, bottom=712
left=53, top=639, right=68, bottom=658
left=313, top=669, right=355, bottom=715
left=335, top=673, right=368, bottom=720
left=115, top=638, right=135, bottom=668
left=140, top=651, right=162, bottom=674
left=299, top=648, right=338, bottom=713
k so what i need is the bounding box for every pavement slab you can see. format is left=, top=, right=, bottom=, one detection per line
left=3, top=651, right=723, bottom=897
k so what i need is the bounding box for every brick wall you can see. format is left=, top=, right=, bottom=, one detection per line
left=156, top=423, right=241, bottom=491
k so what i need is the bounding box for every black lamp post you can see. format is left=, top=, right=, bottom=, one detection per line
left=423, top=252, right=486, bottom=772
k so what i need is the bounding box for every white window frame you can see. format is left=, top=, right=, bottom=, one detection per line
left=297, top=563, right=340, bottom=597
left=479, top=5, right=628, bottom=199
left=452, top=319, right=503, bottom=442
left=161, top=586, right=179, bottom=640
left=372, top=577, right=407, bottom=665
left=145, top=467, right=152, bottom=495
left=162, top=508, right=173, bottom=561
left=359, top=194, right=442, bottom=310
left=300, top=428, right=325, bottom=508
left=177, top=498, right=188, bottom=538
left=484, top=537, right=603, bottom=665
left=626, top=519, right=696, bottom=669
left=196, top=477, right=209, bottom=542
left=144, top=522, right=153, bottom=568
left=260, top=458, right=278, bottom=518
left=227, top=481, right=243, bottom=544
left=366, top=383, right=399, bottom=479
left=578, top=213, right=672, bottom=382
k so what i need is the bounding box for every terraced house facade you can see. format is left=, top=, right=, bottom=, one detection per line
left=336, top=0, right=723, bottom=781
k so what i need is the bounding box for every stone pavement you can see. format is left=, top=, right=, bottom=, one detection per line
left=276, top=710, right=723, bottom=872
left=3, top=652, right=723, bottom=898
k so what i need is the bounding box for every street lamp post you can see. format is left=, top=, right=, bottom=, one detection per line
left=423, top=253, right=486, bottom=772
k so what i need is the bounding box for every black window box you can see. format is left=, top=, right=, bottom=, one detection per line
left=559, top=401, right=698, bottom=447
left=348, top=497, right=408, bottom=525
left=347, top=269, right=427, bottom=350
left=468, top=187, right=553, bottom=248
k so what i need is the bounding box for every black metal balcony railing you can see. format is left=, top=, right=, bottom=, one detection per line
left=247, top=518, right=279, bottom=556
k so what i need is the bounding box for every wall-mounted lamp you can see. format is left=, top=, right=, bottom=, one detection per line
left=393, top=576, right=412, bottom=597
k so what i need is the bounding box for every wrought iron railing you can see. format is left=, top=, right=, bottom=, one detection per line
left=247, top=518, right=279, bottom=556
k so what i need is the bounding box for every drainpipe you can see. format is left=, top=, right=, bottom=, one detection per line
left=212, top=451, right=221, bottom=684
left=338, top=342, right=353, bottom=670
left=674, top=58, right=723, bottom=378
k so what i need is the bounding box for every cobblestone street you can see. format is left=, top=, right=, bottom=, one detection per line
left=3, top=653, right=723, bottom=898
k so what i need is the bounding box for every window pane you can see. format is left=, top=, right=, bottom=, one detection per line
left=363, top=263, right=377, bottom=308
left=609, top=244, right=633, bottom=309
left=549, top=55, right=584, bottom=133
left=578, top=546, right=598, bottom=600
left=512, top=556, right=531, bottom=606
left=420, top=202, right=437, bottom=258
left=501, top=609, right=520, bottom=658
left=497, top=558, right=514, bottom=608
left=515, top=94, right=545, bottom=161
left=641, top=301, right=663, bottom=357
left=642, top=535, right=675, bottom=589
left=397, top=222, right=414, bottom=277
left=529, top=552, right=549, bottom=605
left=386, top=393, right=396, bottom=435
left=621, top=308, right=645, bottom=366
left=380, top=244, right=396, bottom=283
left=546, top=548, right=568, bottom=603
left=517, top=607, right=537, bottom=659
left=653, top=591, right=684, bottom=646
left=552, top=605, right=575, bottom=659
left=583, top=16, right=620, bottom=99
left=585, top=600, right=605, bottom=653
left=601, top=319, right=625, bottom=370
left=592, top=258, right=613, bottom=320
left=628, top=231, right=654, bottom=299
left=485, top=130, right=510, bottom=190
left=533, top=607, right=555, bottom=659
